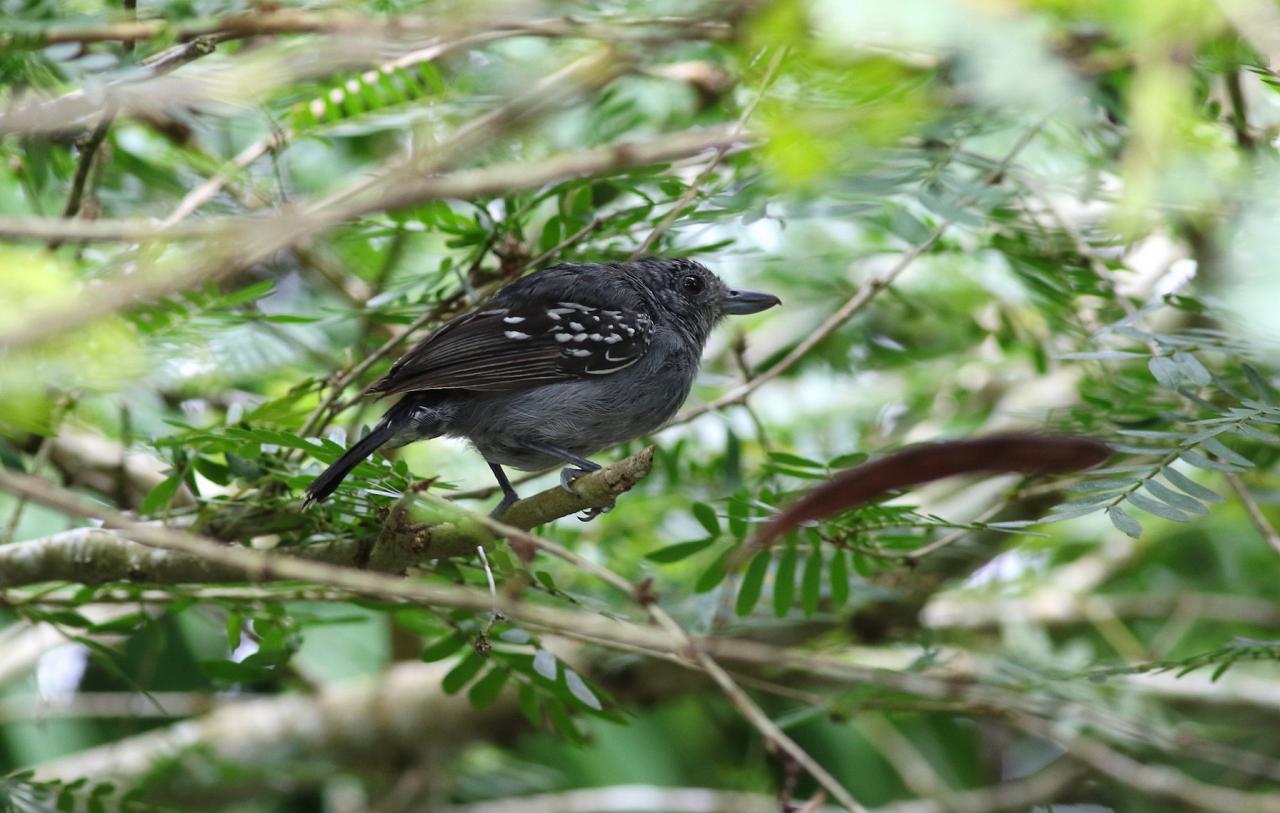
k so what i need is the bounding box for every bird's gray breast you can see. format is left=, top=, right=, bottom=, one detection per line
left=450, top=328, right=700, bottom=470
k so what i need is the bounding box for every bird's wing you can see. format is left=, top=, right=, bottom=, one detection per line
left=366, top=299, right=655, bottom=396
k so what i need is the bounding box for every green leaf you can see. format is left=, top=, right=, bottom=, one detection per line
left=1126, top=492, right=1191, bottom=522
left=829, top=548, right=850, bottom=608
left=1242, top=364, right=1274, bottom=402
left=1148, top=356, right=1181, bottom=388
left=773, top=541, right=798, bottom=618
left=801, top=545, right=823, bottom=617
left=545, top=697, right=582, bottom=742
left=694, top=545, right=734, bottom=593
left=467, top=667, right=508, bottom=709
left=498, top=628, right=532, bottom=644
left=1231, top=424, right=1280, bottom=446
left=442, top=651, right=487, bottom=695
left=226, top=611, right=242, bottom=653
left=736, top=550, right=770, bottom=616
left=532, top=648, right=558, bottom=681
left=767, top=451, right=825, bottom=469
left=728, top=492, right=750, bottom=540
left=564, top=669, right=603, bottom=711
left=517, top=682, right=541, bottom=726
left=1162, top=467, right=1224, bottom=503
left=1181, top=450, right=1244, bottom=473
left=1171, top=351, right=1211, bottom=386
left=1143, top=480, right=1207, bottom=515
left=1201, top=436, right=1253, bottom=468
left=139, top=473, right=181, bottom=515
left=828, top=452, right=868, bottom=468
left=645, top=538, right=716, bottom=563
left=1107, top=506, right=1142, bottom=539
left=692, top=502, right=721, bottom=537
left=421, top=633, right=466, bottom=662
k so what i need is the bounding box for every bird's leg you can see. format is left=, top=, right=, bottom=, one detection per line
left=488, top=463, right=521, bottom=517
left=521, top=441, right=608, bottom=521
left=522, top=441, right=601, bottom=489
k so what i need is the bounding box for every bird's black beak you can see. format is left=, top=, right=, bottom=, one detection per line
left=721, top=287, right=781, bottom=315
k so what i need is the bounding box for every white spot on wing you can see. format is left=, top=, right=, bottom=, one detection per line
left=569, top=322, right=584, bottom=331
left=555, top=333, right=572, bottom=342
left=504, top=331, right=531, bottom=340
left=503, top=316, right=525, bottom=324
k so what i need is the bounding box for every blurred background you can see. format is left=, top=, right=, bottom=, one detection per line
left=3, top=0, right=1280, bottom=811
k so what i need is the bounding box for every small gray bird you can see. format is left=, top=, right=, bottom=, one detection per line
left=304, top=257, right=780, bottom=517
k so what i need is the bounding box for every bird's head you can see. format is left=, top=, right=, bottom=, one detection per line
left=625, top=257, right=780, bottom=345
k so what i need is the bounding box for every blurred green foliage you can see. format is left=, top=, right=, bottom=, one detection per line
left=2, top=0, right=1280, bottom=811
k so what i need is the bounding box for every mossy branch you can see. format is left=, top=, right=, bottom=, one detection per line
left=0, top=447, right=654, bottom=588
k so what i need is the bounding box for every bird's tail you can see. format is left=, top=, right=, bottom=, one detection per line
left=304, top=423, right=398, bottom=506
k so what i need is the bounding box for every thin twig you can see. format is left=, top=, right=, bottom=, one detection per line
left=1013, top=714, right=1280, bottom=813
left=1226, top=473, right=1280, bottom=556
left=673, top=122, right=1044, bottom=426
left=628, top=47, right=785, bottom=258
left=1225, top=68, right=1256, bottom=152
left=16, top=12, right=732, bottom=48
left=5, top=465, right=1278, bottom=795
left=0, top=126, right=740, bottom=353
left=57, top=114, right=113, bottom=219
left=413, top=491, right=870, bottom=813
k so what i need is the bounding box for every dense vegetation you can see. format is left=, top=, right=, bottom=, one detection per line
left=2, top=1, right=1280, bottom=811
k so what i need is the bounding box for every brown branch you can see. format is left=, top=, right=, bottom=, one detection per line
left=1226, top=473, right=1280, bottom=556
left=923, top=590, right=1280, bottom=631
left=438, top=763, right=1083, bottom=813
left=424, top=493, right=870, bottom=812
left=1013, top=714, right=1280, bottom=813
left=1225, top=68, right=1256, bottom=152
left=0, top=125, right=740, bottom=353
left=161, top=24, right=729, bottom=227
left=30, top=661, right=507, bottom=785
left=57, top=114, right=113, bottom=222
left=0, top=448, right=654, bottom=587
left=15, top=11, right=732, bottom=48
left=15, top=426, right=196, bottom=511
left=14, top=456, right=1260, bottom=796
left=3, top=469, right=1273, bottom=798
left=0, top=34, right=330, bottom=137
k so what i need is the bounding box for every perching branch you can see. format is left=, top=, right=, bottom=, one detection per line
left=0, top=448, right=654, bottom=587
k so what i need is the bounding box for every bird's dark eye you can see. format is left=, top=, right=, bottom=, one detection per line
left=681, top=274, right=705, bottom=295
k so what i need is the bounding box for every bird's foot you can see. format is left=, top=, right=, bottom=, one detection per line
left=577, top=503, right=613, bottom=522
left=559, top=464, right=607, bottom=521
left=558, top=465, right=599, bottom=493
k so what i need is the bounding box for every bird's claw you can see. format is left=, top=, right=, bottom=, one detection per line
left=559, top=466, right=593, bottom=493
left=560, top=464, right=607, bottom=521
left=577, top=504, right=613, bottom=522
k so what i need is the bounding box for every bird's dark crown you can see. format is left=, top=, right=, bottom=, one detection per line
left=622, top=257, right=728, bottom=346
